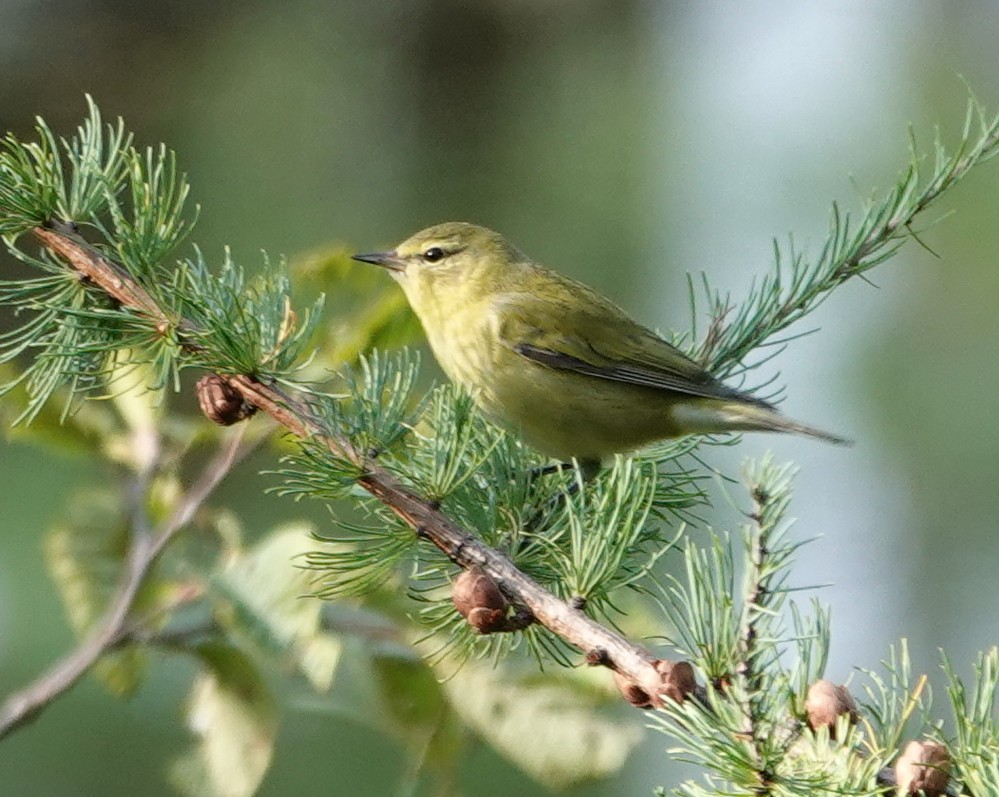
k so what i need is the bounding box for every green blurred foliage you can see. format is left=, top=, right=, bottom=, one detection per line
left=212, top=523, right=342, bottom=692
left=170, top=642, right=279, bottom=797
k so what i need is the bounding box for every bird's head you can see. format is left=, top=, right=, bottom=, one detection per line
left=352, top=222, right=525, bottom=299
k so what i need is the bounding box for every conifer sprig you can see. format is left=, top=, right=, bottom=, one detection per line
left=693, top=96, right=999, bottom=393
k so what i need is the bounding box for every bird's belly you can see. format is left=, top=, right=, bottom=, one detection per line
left=482, top=359, right=682, bottom=462
left=424, top=315, right=687, bottom=462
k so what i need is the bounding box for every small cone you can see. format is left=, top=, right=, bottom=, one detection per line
left=894, top=740, right=951, bottom=796
left=452, top=566, right=509, bottom=634
left=805, top=679, right=859, bottom=738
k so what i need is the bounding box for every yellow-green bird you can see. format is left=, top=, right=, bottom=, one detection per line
left=353, top=222, right=847, bottom=474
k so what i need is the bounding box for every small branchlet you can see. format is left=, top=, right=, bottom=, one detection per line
left=693, top=96, right=999, bottom=393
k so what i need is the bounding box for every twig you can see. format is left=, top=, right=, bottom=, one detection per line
left=26, top=226, right=673, bottom=704
left=0, top=425, right=251, bottom=740
left=735, top=484, right=777, bottom=796
left=701, top=107, right=999, bottom=373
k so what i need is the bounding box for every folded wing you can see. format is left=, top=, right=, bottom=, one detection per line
left=496, top=290, right=763, bottom=405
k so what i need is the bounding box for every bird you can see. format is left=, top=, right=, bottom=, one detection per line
left=353, top=222, right=847, bottom=475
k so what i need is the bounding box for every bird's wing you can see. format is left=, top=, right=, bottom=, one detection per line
left=494, top=289, right=748, bottom=403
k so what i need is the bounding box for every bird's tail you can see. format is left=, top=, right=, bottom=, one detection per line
left=722, top=400, right=851, bottom=445
left=675, top=398, right=852, bottom=445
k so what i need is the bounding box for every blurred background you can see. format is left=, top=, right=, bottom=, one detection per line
left=2, top=1, right=999, bottom=795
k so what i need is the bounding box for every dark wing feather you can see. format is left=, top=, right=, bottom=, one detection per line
left=513, top=341, right=752, bottom=403
left=495, top=284, right=763, bottom=405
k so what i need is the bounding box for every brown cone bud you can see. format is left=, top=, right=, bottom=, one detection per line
left=613, top=659, right=697, bottom=709
left=658, top=660, right=697, bottom=705
left=805, top=679, right=859, bottom=737
left=452, top=567, right=509, bottom=634
left=196, top=374, right=256, bottom=425
left=613, top=670, right=654, bottom=708
left=894, top=740, right=951, bottom=796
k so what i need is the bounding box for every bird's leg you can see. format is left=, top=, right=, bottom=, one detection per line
left=527, top=462, right=575, bottom=481
left=527, top=457, right=601, bottom=483
left=516, top=459, right=601, bottom=553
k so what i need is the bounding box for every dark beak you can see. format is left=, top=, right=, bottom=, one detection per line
left=351, top=250, right=405, bottom=272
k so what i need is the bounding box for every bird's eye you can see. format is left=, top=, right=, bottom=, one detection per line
left=422, top=246, right=445, bottom=262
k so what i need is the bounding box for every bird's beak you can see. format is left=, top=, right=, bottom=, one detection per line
left=351, top=250, right=405, bottom=272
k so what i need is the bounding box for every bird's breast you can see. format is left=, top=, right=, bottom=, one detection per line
left=422, top=302, right=502, bottom=396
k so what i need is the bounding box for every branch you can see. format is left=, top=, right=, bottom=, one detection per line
left=24, top=226, right=678, bottom=706
left=0, top=425, right=252, bottom=740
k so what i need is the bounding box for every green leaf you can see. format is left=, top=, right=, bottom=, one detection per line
left=373, top=651, right=466, bottom=790
left=376, top=647, right=450, bottom=732
left=108, top=354, right=162, bottom=433
left=170, top=642, right=278, bottom=797
left=43, top=489, right=147, bottom=696
left=212, top=522, right=341, bottom=691
left=440, top=660, right=640, bottom=790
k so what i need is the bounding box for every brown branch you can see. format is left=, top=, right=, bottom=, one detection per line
left=0, top=425, right=252, bottom=740
left=22, top=225, right=678, bottom=707
left=35, top=224, right=170, bottom=327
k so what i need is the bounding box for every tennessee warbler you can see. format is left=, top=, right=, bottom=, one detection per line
left=353, top=222, right=846, bottom=473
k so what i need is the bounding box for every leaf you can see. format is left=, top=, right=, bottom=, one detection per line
left=373, top=651, right=466, bottom=783
left=292, top=635, right=466, bottom=792
left=295, top=634, right=341, bottom=693
left=375, top=651, right=448, bottom=734
left=43, top=489, right=147, bottom=696
left=212, top=522, right=341, bottom=691
left=106, top=354, right=164, bottom=471
left=108, top=354, right=162, bottom=432
left=440, top=660, right=641, bottom=790
left=170, top=642, right=278, bottom=797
